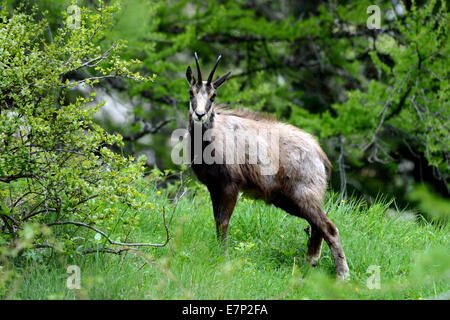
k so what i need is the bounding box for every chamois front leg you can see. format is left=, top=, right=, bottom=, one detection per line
left=208, top=183, right=239, bottom=244
left=306, top=225, right=323, bottom=267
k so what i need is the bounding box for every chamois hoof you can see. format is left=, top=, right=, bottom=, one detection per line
left=336, top=271, right=350, bottom=281
left=306, top=256, right=319, bottom=267
left=304, top=226, right=311, bottom=237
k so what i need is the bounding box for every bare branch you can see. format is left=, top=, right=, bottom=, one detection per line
left=337, top=134, right=347, bottom=200
left=46, top=221, right=170, bottom=247
left=362, top=62, right=418, bottom=155
left=22, top=207, right=57, bottom=221
left=82, top=247, right=136, bottom=255
left=122, top=118, right=175, bottom=142
left=78, top=43, right=118, bottom=69
left=0, top=173, right=33, bottom=183
left=44, top=180, right=188, bottom=250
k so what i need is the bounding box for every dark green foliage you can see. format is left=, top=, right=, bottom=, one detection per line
left=102, top=0, right=448, bottom=216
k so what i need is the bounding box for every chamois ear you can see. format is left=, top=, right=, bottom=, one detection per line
left=186, top=66, right=196, bottom=86
left=212, top=71, right=231, bottom=89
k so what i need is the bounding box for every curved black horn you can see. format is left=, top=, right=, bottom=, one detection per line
left=194, top=52, right=202, bottom=84
left=207, top=54, right=222, bottom=86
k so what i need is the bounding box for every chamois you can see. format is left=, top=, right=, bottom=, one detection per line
left=186, top=53, right=349, bottom=279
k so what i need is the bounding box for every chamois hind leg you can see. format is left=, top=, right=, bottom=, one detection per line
left=274, top=191, right=349, bottom=279
left=208, top=183, right=239, bottom=244
left=299, top=196, right=349, bottom=279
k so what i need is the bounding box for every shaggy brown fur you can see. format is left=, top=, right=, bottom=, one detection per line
left=215, top=105, right=278, bottom=122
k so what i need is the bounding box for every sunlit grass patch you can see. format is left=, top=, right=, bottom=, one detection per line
left=4, top=189, right=449, bottom=300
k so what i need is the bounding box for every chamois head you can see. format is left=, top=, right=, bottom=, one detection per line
left=186, top=53, right=231, bottom=124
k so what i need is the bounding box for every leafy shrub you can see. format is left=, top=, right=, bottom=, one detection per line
left=0, top=1, right=162, bottom=262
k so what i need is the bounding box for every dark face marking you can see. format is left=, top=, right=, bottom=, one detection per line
left=186, top=54, right=230, bottom=123
left=189, top=83, right=216, bottom=123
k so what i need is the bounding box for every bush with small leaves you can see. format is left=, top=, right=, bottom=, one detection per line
left=0, top=1, right=165, bottom=262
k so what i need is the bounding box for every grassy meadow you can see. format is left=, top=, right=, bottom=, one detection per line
left=3, top=185, right=449, bottom=300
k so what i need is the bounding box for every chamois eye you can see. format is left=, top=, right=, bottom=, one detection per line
left=210, top=93, right=216, bottom=101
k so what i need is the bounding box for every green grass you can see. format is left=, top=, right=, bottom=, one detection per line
left=3, top=188, right=449, bottom=300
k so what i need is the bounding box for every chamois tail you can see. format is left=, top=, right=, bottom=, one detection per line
left=319, top=149, right=332, bottom=178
